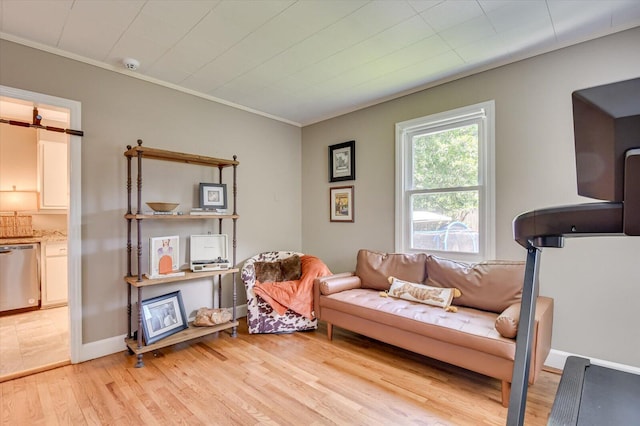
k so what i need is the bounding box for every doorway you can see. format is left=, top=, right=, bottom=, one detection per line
left=0, top=85, right=81, bottom=380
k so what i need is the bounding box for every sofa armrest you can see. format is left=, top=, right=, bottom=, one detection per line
left=530, top=296, right=554, bottom=383
left=313, top=273, right=361, bottom=319
left=494, top=297, right=553, bottom=384
left=319, top=273, right=362, bottom=295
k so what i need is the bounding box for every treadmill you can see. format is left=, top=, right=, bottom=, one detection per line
left=506, top=77, right=640, bottom=426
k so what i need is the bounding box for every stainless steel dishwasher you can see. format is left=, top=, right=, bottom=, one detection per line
left=0, top=243, right=40, bottom=313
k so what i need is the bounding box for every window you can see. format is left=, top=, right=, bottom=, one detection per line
left=395, top=101, right=495, bottom=262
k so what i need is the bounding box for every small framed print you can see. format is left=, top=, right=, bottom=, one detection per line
left=330, top=186, right=354, bottom=222
left=140, top=291, right=188, bottom=345
left=329, top=140, right=355, bottom=182
left=149, top=235, right=180, bottom=277
left=199, top=183, right=227, bottom=210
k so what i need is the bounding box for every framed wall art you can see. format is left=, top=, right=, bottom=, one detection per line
left=140, top=290, right=188, bottom=345
left=199, top=183, right=227, bottom=210
left=330, top=186, right=354, bottom=222
left=329, top=140, right=355, bottom=182
left=149, top=235, right=180, bottom=278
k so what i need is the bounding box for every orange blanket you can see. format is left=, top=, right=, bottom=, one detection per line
left=253, top=255, right=331, bottom=320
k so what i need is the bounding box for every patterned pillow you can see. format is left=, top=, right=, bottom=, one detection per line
left=254, top=262, right=283, bottom=282
left=254, top=255, right=302, bottom=282
left=280, top=255, right=302, bottom=280
left=387, top=277, right=460, bottom=309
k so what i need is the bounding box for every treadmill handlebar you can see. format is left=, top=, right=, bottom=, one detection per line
left=512, top=202, right=624, bottom=248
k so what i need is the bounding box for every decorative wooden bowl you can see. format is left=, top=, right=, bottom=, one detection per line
left=146, top=202, right=179, bottom=212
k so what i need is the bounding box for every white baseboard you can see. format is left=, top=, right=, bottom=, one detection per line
left=545, top=349, right=640, bottom=375
left=77, top=304, right=248, bottom=363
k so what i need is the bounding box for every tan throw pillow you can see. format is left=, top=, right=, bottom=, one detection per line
left=425, top=255, right=524, bottom=314
left=254, top=261, right=283, bottom=282
left=387, top=277, right=460, bottom=309
left=355, top=249, right=427, bottom=291
left=280, top=255, right=302, bottom=281
left=495, top=303, right=520, bottom=338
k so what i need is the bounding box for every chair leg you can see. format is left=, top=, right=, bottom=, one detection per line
left=327, top=323, right=333, bottom=340
left=502, top=380, right=511, bottom=407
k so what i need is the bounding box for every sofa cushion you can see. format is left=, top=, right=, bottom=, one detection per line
left=319, top=288, right=516, bottom=360
left=425, top=255, right=524, bottom=313
left=356, top=249, right=427, bottom=291
left=387, top=277, right=457, bottom=309
left=495, top=303, right=520, bottom=338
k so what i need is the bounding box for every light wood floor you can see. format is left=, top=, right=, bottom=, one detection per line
left=0, top=306, right=69, bottom=381
left=0, top=319, right=559, bottom=425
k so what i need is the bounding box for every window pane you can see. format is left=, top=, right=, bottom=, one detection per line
left=411, top=124, right=478, bottom=190
left=410, top=191, right=479, bottom=253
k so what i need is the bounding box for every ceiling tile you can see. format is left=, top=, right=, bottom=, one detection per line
left=421, top=0, right=485, bottom=32
left=0, top=0, right=73, bottom=46
left=140, top=0, right=219, bottom=30
left=268, top=14, right=435, bottom=93
left=483, top=0, right=551, bottom=33
left=611, top=1, right=640, bottom=26
left=1, top=0, right=639, bottom=125
left=58, top=0, right=145, bottom=61
left=455, top=32, right=508, bottom=63
left=438, top=14, right=496, bottom=48
left=407, top=0, right=446, bottom=13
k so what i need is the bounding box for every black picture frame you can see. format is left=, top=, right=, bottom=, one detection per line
left=140, top=290, right=188, bottom=345
left=329, top=140, right=355, bottom=182
left=199, top=182, right=227, bottom=210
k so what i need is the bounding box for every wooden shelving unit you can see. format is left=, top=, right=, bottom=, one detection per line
left=124, top=139, right=239, bottom=367
left=125, top=321, right=240, bottom=355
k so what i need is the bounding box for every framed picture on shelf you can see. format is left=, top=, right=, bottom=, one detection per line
left=199, top=183, right=227, bottom=210
left=149, top=235, right=180, bottom=278
left=329, top=140, right=355, bottom=182
left=140, top=290, right=188, bottom=345
left=330, top=186, right=354, bottom=222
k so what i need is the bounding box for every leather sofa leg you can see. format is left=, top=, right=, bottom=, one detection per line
left=327, top=323, right=333, bottom=340
left=501, top=380, right=511, bottom=407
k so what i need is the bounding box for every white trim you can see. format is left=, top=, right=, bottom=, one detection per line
left=0, top=32, right=300, bottom=127
left=545, top=349, right=640, bottom=376
left=0, top=85, right=82, bottom=364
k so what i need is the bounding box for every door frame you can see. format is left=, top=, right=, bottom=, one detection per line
left=0, top=84, right=81, bottom=363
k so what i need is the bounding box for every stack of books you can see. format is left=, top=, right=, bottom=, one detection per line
left=189, top=208, right=228, bottom=216
left=143, top=210, right=184, bottom=216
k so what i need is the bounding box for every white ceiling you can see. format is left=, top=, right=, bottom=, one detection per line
left=1, top=0, right=640, bottom=126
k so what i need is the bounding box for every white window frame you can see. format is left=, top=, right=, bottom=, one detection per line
left=395, top=101, right=495, bottom=262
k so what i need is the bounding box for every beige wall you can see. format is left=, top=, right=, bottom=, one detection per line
left=302, top=27, right=640, bottom=367
left=0, top=40, right=302, bottom=343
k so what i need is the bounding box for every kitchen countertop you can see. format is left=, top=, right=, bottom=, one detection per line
left=0, top=230, right=67, bottom=245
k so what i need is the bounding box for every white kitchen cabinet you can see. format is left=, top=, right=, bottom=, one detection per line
left=39, top=139, right=68, bottom=209
left=41, top=241, right=68, bottom=308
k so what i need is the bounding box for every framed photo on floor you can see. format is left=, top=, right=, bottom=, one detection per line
left=329, top=140, right=355, bottom=182
left=330, top=186, right=354, bottom=222
left=140, top=290, right=188, bottom=345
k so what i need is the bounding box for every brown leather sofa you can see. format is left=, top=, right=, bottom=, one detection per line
left=313, top=249, right=553, bottom=406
